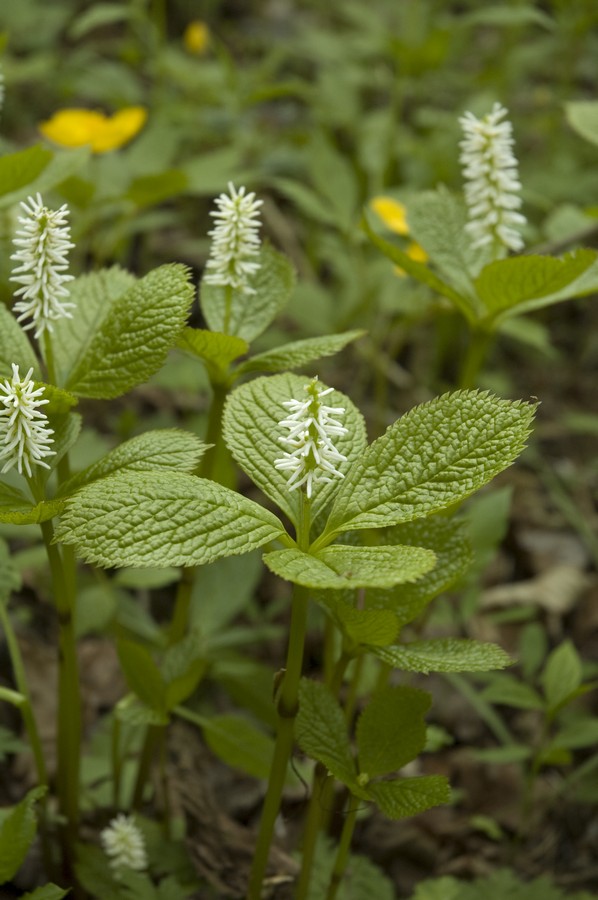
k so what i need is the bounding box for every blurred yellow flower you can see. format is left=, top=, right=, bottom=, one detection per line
left=394, top=242, right=429, bottom=277
left=370, top=196, right=409, bottom=236
left=39, top=107, right=147, bottom=154
left=183, top=20, right=210, bottom=55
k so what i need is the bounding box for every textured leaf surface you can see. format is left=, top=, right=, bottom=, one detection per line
left=366, top=518, right=472, bottom=625
left=223, top=373, right=367, bottom=529
left=0, top=306, right=40, bottom=379
left=356, top=686, right=431, bottom=777
left=200, top=243, right=296, bottom=342
left=0, top=786, right=46, bottom=883
left=55, top=470, right=286, bottom=567
left=234, top=330, right=364, bottom=378
left=374, top=639, right=512, bottom=674
left=323, top=391, right=535, bottom=538
left=318, top=597, right=399, bottom=647
left=296, top=679, right=357, bottom=789
left=367, top=776, right=450, bottom=820
left=64, top=264, right=193, bottom=398
left=0, top=483, right=63, bottom=525
left=51, top=266, right=136, bottom=385
left=475, top=251, right=597, bottom=321
left=59, top=430, right=208, bottom=496
left=177, top=327, right=248, bottom=381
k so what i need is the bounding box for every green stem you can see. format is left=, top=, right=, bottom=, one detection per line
left=168, top=564, right=196, bottom=646
left=0, top=601, right=48, bottom=789
left=42, top=331, right=57, bottom=385
left=39, top=519, right=81, bottom=852
left=246, top=583, right=310, bottom=899
left=132, top=724, right=162, bottom=809
left=296, top=764, right=333, bottom=900
left=458, top=327, right=494, bottom=389
left=111, top=715, right=122, bottom=809
left=325, top=803, right=358, bottom=900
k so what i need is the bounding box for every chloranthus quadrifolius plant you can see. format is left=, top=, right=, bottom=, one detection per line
left=55, top=370, right=536, bottom=797
left=365, top=103, right=598, bottom=383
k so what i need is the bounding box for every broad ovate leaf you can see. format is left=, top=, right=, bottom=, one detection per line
left=55, top=470, right=286, bottom=568
left=59, top=429, right=208, bottom=496
left=356, top=686, right=431, bottom=777
left=321, top=390, right=535, bottom=540
left=317, top=598, right=400, bottom=648
left=296, top=679, right=358, bottom=790
left=475, top=250, right=597, bottom=322
left=177, top=327, right=249, bottom=383
left=234, top=330, right=364, bottom=378
left=63, top=264, right=193, bottom=398
left=200, top=243, right=296, bottom=342
left=0, top=306, right=40, bottom=379
left=374, top=638, right=512, bottom=674
left=0, top=483, right=63, bottom=525
left=263, top=544, right=436, bottom=589
left=222, top=373, right=367, bottom=530
left=367, top=776, right=450, bottom=820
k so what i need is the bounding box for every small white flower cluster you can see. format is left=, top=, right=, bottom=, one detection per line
left=11, top=193, right=75, bottom=338
left=204, top=182, right=262, bottom=295
left=0, top=364, right=55, bottom=477
left=459, top=103, right=526, bottom=254
left=100, top=813, right=147, bottom=873
left=275, top=378, right=348, bottom=499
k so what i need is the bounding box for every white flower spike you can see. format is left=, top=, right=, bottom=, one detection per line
left=11, top=192, right=75, bottom=338
left=100, top=814, right=147, bottom=872
left=0, top=364, right=55, bottom=477
left=459, top=102, right=526, bottom=254
left=275, top=377, right=348, bottom=499
left=204, top=182, right=262, bottom=295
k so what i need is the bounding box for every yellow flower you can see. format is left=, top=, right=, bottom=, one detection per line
left=39, top=107, right=147, bottom=154
left=370, top=196, right=409, bottom=236
left=183, top=20, right=210, bottom=55
left=394, top=242, right=429, bottom=277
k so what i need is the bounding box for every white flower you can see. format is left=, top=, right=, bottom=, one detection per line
left=100, top=814, right=147, bottom=872
left=275, top=377, right=348, bottom=499
left=11, top=193, right=75, bottom=338
left=204, top=182, right=262, bottom=295
left=459, top=103, right=526, bottom=254
left=0, top=364, right=55, bottom=477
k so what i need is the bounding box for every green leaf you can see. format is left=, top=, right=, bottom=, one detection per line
left=0, top=145, right=52, bottom=200
left=479, top=675, right=544, bottom=710
left=233, top=330, right=365, bottom=378
left=117, top=639, right=166, bottom=712
left=162, top=633, right=207, bottom=710
left=367, top=775, right=450, bottom=819
left=127, top=169, right=188, bottom=207
left=0, top=148, right=91, bottom=210
left=59, top=430, right=208, bottom=496
left=296, top=679, right=357, bottom=790
left=474, top=745, right=533, bottom=764
left=550, top=717, right=598, bottom=750
left=406, top=187, right=483, bottom=301
left=177, top=328, right=249, bottom=383
left=363, top=211, right=472, bottom=318
left=374, top=639, right=512, bottom=674
left=55, top=470, right=286, bottom=568
left=474, top=251, right=597, bottom=322
left=541, top=640, right=583, bottom=715
left=263, top=544, right=436, bottom=589
left=200, top=243, right=296, bottom=342
left=46, top=413, right=82, bottom=482
left=0, top=786, right=47, bottom=884
left=318, top=597, right=400, bottom=648
left=566, top=100, right=598, bottom=148
left=68, top=2, right=133, bottom=38
left=115, top=695, right=169, bottom=727
left=366, top=517, right=473, bottom=626
left=322, top=390, right=535, bottom=539
left=0, top=306, right=41, bottom=379
left=64, top=264, right=193, bottom=398
left=356, top=686, right=431, bottom=777
left=20, top=885, right=70, bottom=899
left=177, top=709, right=275, bottom=780
left=270, top=177, right=340, bottom=228
left=51, top=266, right=137, bottom=386
left=37, top=383, right=78, bottom=416
left=222, top=373, right=367, bottom=530
left=0, top=538, right=21, bottom=602
left=307, top=133, right=359, bottom=230
left=0, top=483, right=63, bottom=525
